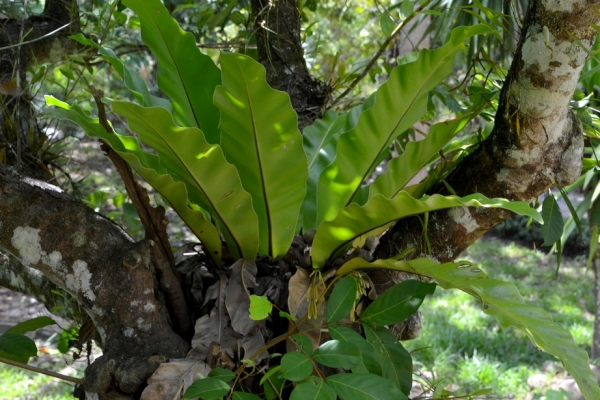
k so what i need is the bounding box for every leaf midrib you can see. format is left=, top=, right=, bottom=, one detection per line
left=343, top=45, right=464, bottom=208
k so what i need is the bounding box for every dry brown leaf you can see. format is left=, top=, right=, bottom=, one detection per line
left=240, top=330, right=268, bottom=364
left=225, top=259, right=259, bottom=335
left=286, top=267, right=326, bottom=351
left=202, top=274, right=227, bottom=309
left=189, top=309, right=238, bottom=360
left=140, top=358, right=211, bottom=400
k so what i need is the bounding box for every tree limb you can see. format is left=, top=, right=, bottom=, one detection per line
left=375, top=0, right=598, bottom=286
left=0, top=164, right=189, bottom=397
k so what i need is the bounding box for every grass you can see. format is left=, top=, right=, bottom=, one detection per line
left=406, top=237, right=595, bottom=398
left=0, top=365, right=78, bottom=400
left=0, top=338, right=86, bottom=400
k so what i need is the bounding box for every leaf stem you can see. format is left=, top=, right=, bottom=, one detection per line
left=0, top=356, right=84, bottom=385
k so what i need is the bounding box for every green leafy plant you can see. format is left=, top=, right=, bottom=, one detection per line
left=42, top=0, right=600, bottom=398
left=0, top=317, right=55, bottom=364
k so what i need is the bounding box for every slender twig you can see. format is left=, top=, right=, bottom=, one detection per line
left=0, top=22, right=71, bottom=52
left=329, top=0, right=433, bottom=108
left=0, top=356, right=84, bottom=385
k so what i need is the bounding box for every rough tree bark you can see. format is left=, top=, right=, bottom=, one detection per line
left=0, top=164, right=189, bottom=398
left=0, top=0, right=597, bottom=398
left=250, top=0, right=329, bottom=130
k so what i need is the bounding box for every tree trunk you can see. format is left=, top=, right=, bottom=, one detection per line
left=374, top=0, right=596, bottom=288
left=250, top=0, right=329, bottom=130
left=0, top=164, right=189, bottom=398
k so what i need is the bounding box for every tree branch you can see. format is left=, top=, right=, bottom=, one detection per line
left=375, top=0, right=598, bottom=282
left=250, top=0, right=330, bottom=130
left=0, top=164, right=189, bottom=396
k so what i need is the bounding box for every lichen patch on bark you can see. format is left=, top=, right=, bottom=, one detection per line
left=65, top=260, right=95, bottom=301
left=449, top=207, right=479, bottom=234
left=11, top=227, right=43, bottom=266
left=10, top=226, right=96, bottom=301
left=545, top=0, right=585, bottom=12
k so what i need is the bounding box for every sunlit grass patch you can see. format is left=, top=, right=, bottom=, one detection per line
left=0, top=364, right=76, bottom=400
left=406, top=237, right=594, bottom=397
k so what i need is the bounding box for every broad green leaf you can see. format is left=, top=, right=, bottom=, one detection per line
left=312, top=340, right=361, bottom=370
left=327, top=373, right=406, bottom=400
left=592, top=202, right=600, bottom=228
left=290, top=377, right=336, bottom=400
left=215, top=53, right=308, bottom=257
left=6, top=316, right=55, bottom=335
left=341, top=257, right=600, bottom=400
left=232, top=392, right=262, bottom=400
left=368, top=118, right=467, bottom=199
left=249, top=295, right=272, bottom=321
left=328, top=326, right=381, bottom=375
left=183, top=377, right=230, bottom=399
left=0, top=333, right=37, bottom=364
left=326, top=276, right=358, bottom=324
left=292, top=333, right=314, bottom=356
left=111, top=102, right=259, bottom=260
left=360, top=280, right=435, bottom=326
left=558, top=187, right=582, bottom=237
left=301, top=96, right=376, bottom=231
left=259, top=366, right=281, bottom=386
left=98, top=45, right=172, bottom=111
left=380, top=12, right=395, bottom=36
left=363, top=325, right=412, bottom=395
left=541, top=195, right=564, bottom=246
left=44, top=99, right=223, bottom=264
left=263, top=370, right=285, bottom=400
left=124, top=0, right=221, bottom=142
left=279, top=352, right=313, bottom=382
left=208, top=367, right=235, bottom=383
left=316, top=24, right=495, bottom=223
left=312, top=192, right=541, bottom=268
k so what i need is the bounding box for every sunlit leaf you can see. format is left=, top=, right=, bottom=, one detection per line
left=249, top=295, right=272, bottom=321
left=112, top=102, right=259, bottom=259
left=316, top=24, right=495, bottom=224
left=44, top=100, right=224, bottom=264
left=312, top=192, right=541, bottom=268
left=123, top=0, right=221, bottom=142
left=341, top=257, right=600, bottom=400
left=215, top=53, right=308, bottom=257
